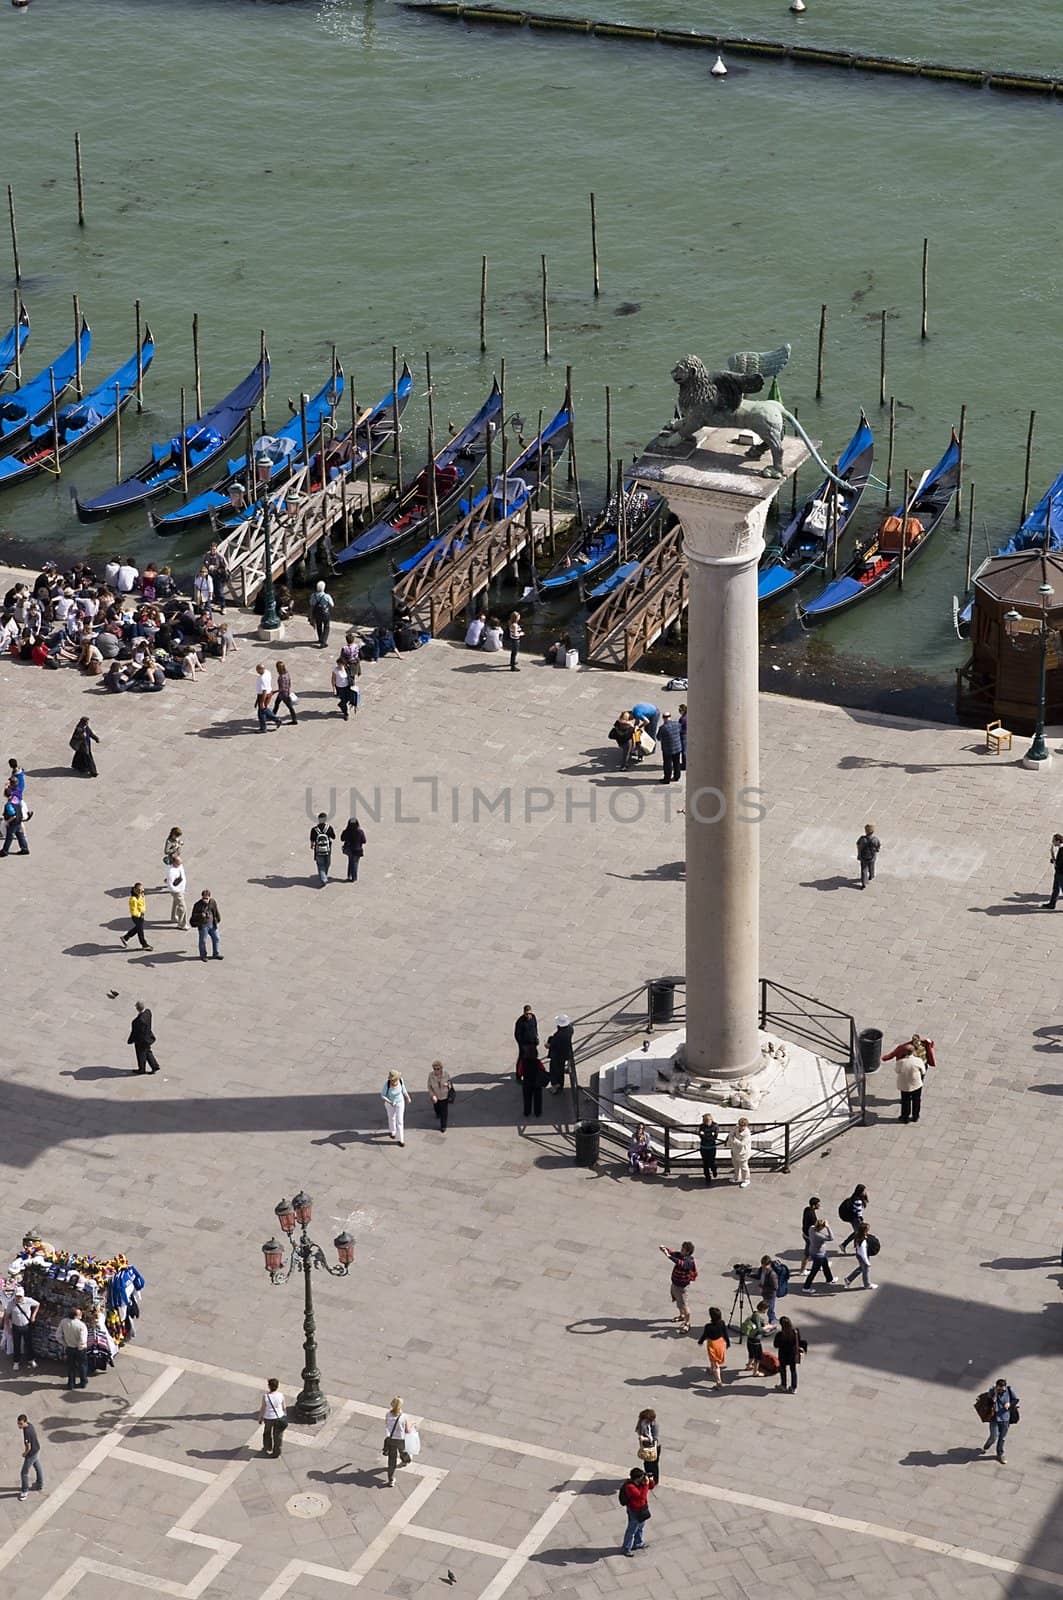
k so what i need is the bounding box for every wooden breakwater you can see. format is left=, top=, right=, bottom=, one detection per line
left=403, top=1, right=1063, bottom=97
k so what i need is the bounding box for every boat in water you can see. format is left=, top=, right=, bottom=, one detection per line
left=0, top=321, right=91, bottom=452
left=0, top=303, right=30, bottom=388
left=335, top=380, right=503, bottom=565
left=0, top=329, right=155, bottom=494
left=73, top=350, right=270, bottom=521
left=797, top=430, right=960, bottom=625
left=537, top=476, right=664, bottom=596
left=758, top=412, right=874, bottom=605
left=151, top=365, right=352, bottom=534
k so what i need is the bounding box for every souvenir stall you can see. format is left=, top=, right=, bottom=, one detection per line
left=1, top=1235, right=145, bottom=1371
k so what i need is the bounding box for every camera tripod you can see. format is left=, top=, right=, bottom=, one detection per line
left=728, top=1272, right=758, bottom=1330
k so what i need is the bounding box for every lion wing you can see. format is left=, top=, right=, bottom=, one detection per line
left=726, top=344, right=791, bottom=380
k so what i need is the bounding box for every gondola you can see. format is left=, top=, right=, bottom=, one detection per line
left=0, top=304, right=30, bottom=388
left=335, top=380, right=503, bottom=565
left=73, top=351, right=269, bottom=521
left=0, top=329, right=155, bottom=494
left=585, top=559, right=640, bottom=603
left=537, top=477, right=664, bottom=596
left=758, top=412, right=874, bottom=605
left=392, top=395, right=572, bottom=577
left=151, top=363, right=352, bottom=534
left=796, top=429, right=959, bottom=625
left=0, top=321, right=91, bottom=452
left=204, top=364, right=413, bottom=539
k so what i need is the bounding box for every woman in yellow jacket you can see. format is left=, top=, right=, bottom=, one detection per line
left=120, top=882, right=152, bottom=952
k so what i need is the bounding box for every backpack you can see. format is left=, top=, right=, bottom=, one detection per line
left=772, top=1260, right=791, bottom=1297
left=618, top=1485, right=628, bottom=1507
left=313, top=826, right=332, bottom=859
left=310, top=591, right=330, bottom=615
left=838, top=1197, right=855, bottom=1224
left=866, top=1233, right=881, bottom=1257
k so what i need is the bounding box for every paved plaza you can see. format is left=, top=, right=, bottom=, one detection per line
left=0, top=587, right=1061, bottom=1599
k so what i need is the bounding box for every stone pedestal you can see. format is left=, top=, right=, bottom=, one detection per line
left=634, top=427, right=810, bottom=1080
left=257, top=622, right=286, bottom=643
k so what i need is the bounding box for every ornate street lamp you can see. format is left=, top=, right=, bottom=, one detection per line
left=255, top=451, right=282, bottom=637
left=1004, top=579, right=1056, bottom=768
left=261, top=1190, right=354, bottom=1424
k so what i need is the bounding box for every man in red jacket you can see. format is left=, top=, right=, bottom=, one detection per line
left=619, top=1467, right=653, bottom=1556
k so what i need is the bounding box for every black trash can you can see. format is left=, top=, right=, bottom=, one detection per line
left=857, top=1027, right=883, bottom=1075
left=648, top=979, right=676, bottom=1026
left=574, top=1120, right=600, bottom=1167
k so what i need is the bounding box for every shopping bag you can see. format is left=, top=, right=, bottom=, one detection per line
left=404, top=1428, right=421, bottom=1456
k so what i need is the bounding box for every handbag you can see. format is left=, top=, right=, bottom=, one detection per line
left=636, top=1444, right=658, bottom=1463
left=634, top=1504, right=652, bottom=1523
left=973, top=1393, right=994, bottom=1423
left=447, top=1084, right=456, bottom=1105
left=404, top=1427, right=421, bottom=1456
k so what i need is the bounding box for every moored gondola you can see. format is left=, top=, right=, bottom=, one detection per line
left=758, top=412, right=874, bottom=605
left=0, top=321, right=91, bottom=452
left=73, top=350, right=269, bottom=521
left=0, top=303, right=30, bottom=388
left=537, top=477, right=664, bottom=596
left=796, top=430, right=959, bottom=625
left=0, top=329, right=155, bottom=494
left=335, top=380, right=503, bottom=565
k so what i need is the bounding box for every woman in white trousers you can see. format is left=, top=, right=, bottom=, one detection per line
left=730, top=1117, right=752, bottom=1187
left=382, top=1071, right=412, bottom=1146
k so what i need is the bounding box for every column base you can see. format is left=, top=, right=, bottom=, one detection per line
left=257, top=621, right=286, bottom=643
left=1021, top=750, right=1053, bottom=771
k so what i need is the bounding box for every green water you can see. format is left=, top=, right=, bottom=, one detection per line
left=3, top=0, right=1062, bottom=706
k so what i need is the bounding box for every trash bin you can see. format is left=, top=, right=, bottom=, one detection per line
left=648, top=978, right=676, bottom=1025
left=857, top=1027, right=883, bottom=1075
left=574, top=1121, right=600, bottom=1167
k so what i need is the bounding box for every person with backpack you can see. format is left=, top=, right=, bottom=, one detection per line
left=843, top=1222, right=878, bottom=1290
left=856, top=822, right=881, bottom=889
left=659, top=1241, right=697, bottom=1332
left=758, top=1257, right=780, bottom=1327
left=189, top=888, right=222, bottom=961
left=309, top=813, right=336, bottom=887
left=978, top=1378, right=1019, bottom=1464
left=618, top=1466, right=653, bottom=1555
left=310, top=581, right=334, bottom=648
left=838, top=1184, right=869, bottom=1252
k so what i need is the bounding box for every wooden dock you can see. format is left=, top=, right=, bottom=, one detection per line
left=584, top=522, right=687, bottom=669
left=394, top=502, right=575, bottom=635
left=217, top=465, right=392, bottom=607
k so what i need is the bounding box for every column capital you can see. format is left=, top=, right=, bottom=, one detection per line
left=633, top=424, right=813, bottom=568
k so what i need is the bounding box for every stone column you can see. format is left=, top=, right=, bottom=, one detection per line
left=634, top=428, right=810, bottom=1080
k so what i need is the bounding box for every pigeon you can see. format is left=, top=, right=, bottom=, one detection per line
left=444, top=1573, right=457, bottom=1587
left=107, top=990, right=120, bottom=1000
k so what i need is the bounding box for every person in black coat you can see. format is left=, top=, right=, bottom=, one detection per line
left=340, top=818, right=366, bottom=882
left=128, top=1001, right=160, bottom=1075
left=514, top=1005, right=538, bottom=1077
left=546, top=1013, right=574, bottom=1094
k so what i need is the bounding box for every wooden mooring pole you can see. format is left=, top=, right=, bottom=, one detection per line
left=1021, top=409, right=1036, bottom=523
left=920, top=237, right=929, bottom=339
left=135, top=299, right=144, bottom=412
left=590, top=192, right=601, bottom=298
left=12, top=291, right=22, bottom=385
left=179, top=387, right=190, bottom=497
left=815, top=304, right=826, bottom=400
left=898, top=470, right=911, bottom=589
left=955, top=403, right=967, bottom=519
left=192, top=314, right=202, bottom=417
left=72, top=293, right=83, bottom=397
left=392, top=345, right=403, bottom=495
left=964, top=482, right=976, bottom=592
left=604, top=385, right=612, bottom=500
left=879, top=310, right=887, bottom=408
left=479, top=255, right=488, bottom=353
left=541, top=255, right=550, bottom=361
left=74, top=131, right=86, bottom=228
left=114, top=384, right=122, bottom=482
left=7, top=186, right=21, bottom=285
left=884, top=396, right=896, bottom=508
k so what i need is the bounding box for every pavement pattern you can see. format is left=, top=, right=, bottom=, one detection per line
left=0, top=591, right=1061, bottom=1599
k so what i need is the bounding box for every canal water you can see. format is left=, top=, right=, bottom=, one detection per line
left=2, top=0, right=1061, bottom=714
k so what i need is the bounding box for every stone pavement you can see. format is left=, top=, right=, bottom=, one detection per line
left=0, top=592, right=1061, bottom=1599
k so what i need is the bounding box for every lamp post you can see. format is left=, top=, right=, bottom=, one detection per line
left=1004, top=580, right=1055, bottom=769
left=255, top=451, right=282, bottom=638
left=261, top=1190, right=355, bottom=1424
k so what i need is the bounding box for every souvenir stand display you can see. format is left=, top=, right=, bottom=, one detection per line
left=1, top=1236, right=144, bottom=1371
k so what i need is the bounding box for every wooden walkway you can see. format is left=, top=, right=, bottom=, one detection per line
left=393, top=502, right=575, bottom=635
left=584, top=522, right=686, bottom=669
left=217, top=464, right=391, bottom=607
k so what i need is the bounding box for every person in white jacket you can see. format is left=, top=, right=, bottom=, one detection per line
left=894, top=1046, right=926, bottom=1124
left=730, top=1117, right=753, bottom=1188
left=166, top=855, right=187, bottom=929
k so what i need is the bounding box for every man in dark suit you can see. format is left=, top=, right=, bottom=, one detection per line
left=128, top=1001, right=160, bottom=1074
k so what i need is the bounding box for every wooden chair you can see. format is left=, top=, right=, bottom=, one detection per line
left=986, top=720, right=1013, bottom=754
